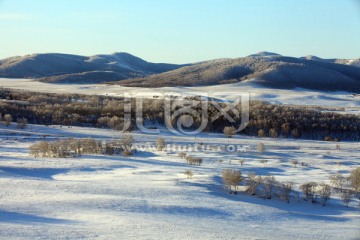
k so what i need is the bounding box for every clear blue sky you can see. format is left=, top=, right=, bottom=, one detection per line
left=0, top=0, right=359, bottom=63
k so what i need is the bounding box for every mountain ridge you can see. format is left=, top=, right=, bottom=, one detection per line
left=0, top=52, right=187, bottom=83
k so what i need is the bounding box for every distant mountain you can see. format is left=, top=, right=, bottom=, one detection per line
left=0, top=52, right=186, bottom=83
left=112, top=52, right=360, bottom=92
left=300, top=55, right=360, bottom=67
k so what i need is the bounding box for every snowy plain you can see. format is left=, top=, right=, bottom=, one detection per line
left=0, top=124, right=359, bottom=239
left=0, top=77, right=360, bottom=239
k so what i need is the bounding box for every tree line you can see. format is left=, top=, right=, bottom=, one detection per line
left=1, top=88, right=359, bottom=141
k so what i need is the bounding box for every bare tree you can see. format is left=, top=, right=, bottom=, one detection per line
left=239, top=159, right=245, bottom=166
left=246, top=172, right=262, bottom=195
left=184, top=170, right=193, bottom=179
left=291, top=160, right=299, bottom=168
left=269, top=128, right=278, bottom=138
left=329, top=174, right=346, bottom=193
left=121, top=133, right=134, bottom=153
left=4, top=114, right=12, bottom=127
left=258, top=129, right=266, bottom=138
left=349, top=167, right=360, bottom=196
left=341, top=189, right=352, bottom=207
left=300, top=182, right=318, bottom=203
left=262, top=176, right=277, bottom=199
left=278, top=182, right=293, bottom=203
left=16, top=117, right=28, bottom=129
left=318, top=183, right=331, bottom=206
left=178, top=152, right=187, bottom=159
left=222, top=169, right=243, bottom=193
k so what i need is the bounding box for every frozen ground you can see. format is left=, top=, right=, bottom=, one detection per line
left=1, top=78, right=360, bottom=112
left=0, top=124, right=359, bottom=239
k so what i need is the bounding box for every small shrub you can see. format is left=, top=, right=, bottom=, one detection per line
left=258, top=129, right=266, bottom=138
left=260, top=159, right=268, bottom=165
left=184, top=170, right=193, bottom=179
left=239, top=159, right=245, bottom=166
left=4, top=114, right=12, bottom=127
left=291, top=160, right=299, bottom=168
left=156, top=137, right=166, bottom=151
left=223, top=126, right=236, bottom=138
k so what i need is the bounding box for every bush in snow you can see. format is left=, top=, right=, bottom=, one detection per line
left=223, top=126, right=236, bottom=138
left=222, top=169, right=243, bottom=193
left=178, top=152, right=187, bottom=159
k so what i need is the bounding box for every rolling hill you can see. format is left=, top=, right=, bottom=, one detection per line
left=111, top=52, right=360, bottom=92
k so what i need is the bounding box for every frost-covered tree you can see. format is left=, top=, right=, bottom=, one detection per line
left=4, top=114, right=12, bottom=127
left=223, top=126, right=236, bottom=138
left=300, top=182, right=318, bottom=203
left=318, top=183, right=331, bottom=206
left=222, top=169, right=243, bottom=193
left=329, top=174, right=346, bottom=193
left=246, top=172, right=262, bottom=195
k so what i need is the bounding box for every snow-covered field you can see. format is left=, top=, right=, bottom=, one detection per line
left=1, top=78, right=360, bottom=111
left=0, top=124, right=359, bottom=239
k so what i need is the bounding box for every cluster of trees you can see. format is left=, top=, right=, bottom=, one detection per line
left=219, top=167, right=360, bottom=207
left=221, top=170, right=294, bottom=202
left=29, top=135, right=134, bottom=158
left=1, top=88, right=360, bottom=141
left=300, top=182, right=331, bottom=206
left=178, top=152, right=204, bottom=166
